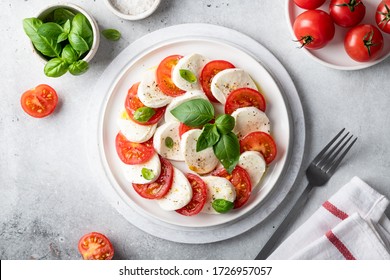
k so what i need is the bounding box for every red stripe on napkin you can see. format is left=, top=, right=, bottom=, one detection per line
left=326, top=230, right=356, bottom=260
left=322, top=201, right=349, bottom=220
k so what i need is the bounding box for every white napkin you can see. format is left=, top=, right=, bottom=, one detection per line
left=268, top=177, right=390, bottom=260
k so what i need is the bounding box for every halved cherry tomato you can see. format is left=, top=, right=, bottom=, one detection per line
left=329, top=0, right=366, bottom=28
left=200, top=60, right=235, bottom=102
left=212, top=166, right=252, bottom=209
left=20, top=84, right=58, bottom=118
left=115, top=132, right=155, bottom=165
left=376, top=0, right=390, bottom=34
left=133, top=157, right=174, bottom=199
left=78, top=232, right=114, bottom=260
left=293, top=0, right=326, bottom=10
left=125, top=82, right=165, bottom=125
left=156, top=55, right=186, bottom=97
left=176, top=173, right=208, bottom=216
left=240, top=131, right=277, bottom=164
left=225, top=88, right=266, bottom=114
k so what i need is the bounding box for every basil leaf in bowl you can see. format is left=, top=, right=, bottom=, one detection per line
left=68, top=60, right=89, bottom=76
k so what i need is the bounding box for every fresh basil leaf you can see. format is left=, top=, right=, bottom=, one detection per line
left=165, top=137, right=174, bottom=149
left=53, top=8, right=75, bottom=25
left=68, top=60, right=89, bottom=76
left=102, top=29, right=121, bottom=41
left=170, top=99, right=214, bottom=127
left=63, top=19, right=71, bottom=34
left=196, top=124, right=220, bottom=152
left=141, top=168, right=155, bottom=180
left=213, top=132, right=240, bottom=174
left=179, top=69, right=197, bottom=83
left=69, top=13, right=93, bottom=53
left=57, top=32, right=68, bottom=43
left=61, top=44, right=79, bottom=64
left=44, top=58, right=69, bottom=77
left=68, top=33, right=90, bottom=55
left=38, top=22, right=63, bottom=40
left=133, top=107, right=156, bottom=123
left=212, top=199, right=234, bottom=213
left=23, top=18, right=43, bottom=42
left=215, top=114, right=235, bottom=135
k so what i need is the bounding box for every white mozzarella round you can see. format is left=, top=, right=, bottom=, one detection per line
left=153, top=121, right=184, bottom=161
left=231, top=106, right=270, bottom=139
left=211, top=68, right=257, bottom=104
left=201, top=176, right=236, bottom=214
left=164, top=90, right=208, bottom=123
left=138, top=69, right=172, bottom=108
left=181, top=129, right=219, bottom=174
left=171, top=53, right=209, bottom=91
left=122, top=153, right=161, bottom=184
left=157, top=167, right=193, bottom=211
left=238, top=151, right=266, bottom=188
left=117, top=111, right=157, bottom=143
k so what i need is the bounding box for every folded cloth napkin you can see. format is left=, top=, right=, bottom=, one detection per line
left=268, top=177, right=390, bottom=260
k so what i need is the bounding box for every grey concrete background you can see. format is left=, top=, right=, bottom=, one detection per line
left=1, top=0, right=390, bottom=260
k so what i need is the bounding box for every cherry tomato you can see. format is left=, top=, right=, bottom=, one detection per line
left=125, top=82, right=165, bottom=125
left=293, top=0, right=326, bottom=10
left=329, top=0, right=366, bottom=28
left=344, top=24, right=384, bottom=62
left=115, top=133, right=155, bottom=165
left=20, top=84, right=58, bottom=118
left=376, top=0, right=390, bottom=34
left=224, top=88, right=266, bottom=114
left=293, top=10, right=335, bottom=49
left=240, top=131, right=277, bottom=165
left=176, top=174, right=208, bottom=216
left=132, top=157, right=174, bottom=199
left=78, top=232, right=114, bottom=260
left=156, top=55, right=186, bottom=97
left=200, top=60, right=235, bottom=102
left=212, top=166, right=252, bottom=209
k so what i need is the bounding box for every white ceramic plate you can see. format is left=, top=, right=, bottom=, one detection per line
left=99, top=38, right=290, bottom=228
left=286, top=0, right=390, bottom=70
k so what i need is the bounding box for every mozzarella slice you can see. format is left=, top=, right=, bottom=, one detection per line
left=117, top=111, right=157, bottom=143
left=231, top=106, right=270, bottom=139
left=164, top=90, right=208, bottom=123
left=138, top=69, right=172, bottom=108
left=122, top=153, right=161, bottom=184
left=157, top=167, right=192, bottom=211
left=238, top=151, right=266, bottom=188
left=171, top=53, right=209, bottom=91
left=211, top=68, right=257, bottom=104
left=201, top=176, right=236, bottom=214
left=181, top=129, right=219, bottom=174
left=153, top=121, right=184, bottom=161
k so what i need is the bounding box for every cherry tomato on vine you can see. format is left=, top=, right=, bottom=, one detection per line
left=329, top=0, right=366, bottom=28
left=293, top=0, right=326, bottom=10
left=376, top=0, right=390, bottom=34
left=293, top=10, right=335, bottom=50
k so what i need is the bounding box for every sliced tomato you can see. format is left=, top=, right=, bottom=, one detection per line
left=212, top=166, right=252, bottom=209
left=132, top=157, right=174, bottom=199
left=78, top=232, right=114, bottom=260
left=156, top=55, right=186, bottom=97
left=200, top=60, right=235, bottom=102
left=115, top=132, right=155, bottom=165
left=240, top=131, right=277, bottom=165
left=125, top=82, right=165, bottom=125
left=176, top=173, right=208, bottom=216
left=179, top=123, right=199, bottom=138
left=20, top=84, right=58, bottom=118
left=225, top=87, right=266, bottom=114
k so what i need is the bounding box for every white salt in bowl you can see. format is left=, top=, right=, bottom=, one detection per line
left=104, top=0, right=161, bottom=20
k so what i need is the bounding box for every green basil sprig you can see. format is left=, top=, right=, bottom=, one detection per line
left=141, top=168, right=155, bottom=180
left=102, top=29, right=121, bottom=41
left=170, top=99, right=214, bottom=127
left=133, top=107, right=156, bottom=123
left=196, top=124, right=220, bottom=152
left=179, top=69, right=197, bottom=83
left=212, top=199, right=234, bottom=213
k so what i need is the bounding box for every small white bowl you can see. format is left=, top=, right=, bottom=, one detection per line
left=104, top=0, right=161, bottom=20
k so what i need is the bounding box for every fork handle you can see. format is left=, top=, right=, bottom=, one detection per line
left=255, top=183, right=313, bottom=260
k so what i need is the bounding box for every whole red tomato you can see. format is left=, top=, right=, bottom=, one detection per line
left=293, top=10, right=336, bottom=49
left=344, top=24, right=384, bottom=62
left=294, top=0, right=326, bottom=10
left=330, top=0, right=366, bottom=28
left=376, top=0, right=390, bottom=33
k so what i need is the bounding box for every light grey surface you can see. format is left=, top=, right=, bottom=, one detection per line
left=1, top=0, right=390, bottom=260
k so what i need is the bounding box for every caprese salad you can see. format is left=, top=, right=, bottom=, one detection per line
left=115, top=53, right=277, bottom=216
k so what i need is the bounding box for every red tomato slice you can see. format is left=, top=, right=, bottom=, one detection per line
left=212, top=166, right=252, bottom=209
left=176, top=173, right=208, bottom=216
left=124, top=82, right=165, bottom=125
left=78, top=232, right=114, bottom=260
left=132, top=157, right=174, bottom=199
left=156, top=55, right=186, bottom=97
left=115, top=132, right=155, bottom=165
left=20, top=84, right=58, bottom=118
left=225, top=87, right=266, bottom=114
left=178, top=123, right=199, bottom=138
left=240, top=131, right=277, bottom=165
left=200, top=60, right=235, bottom=102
